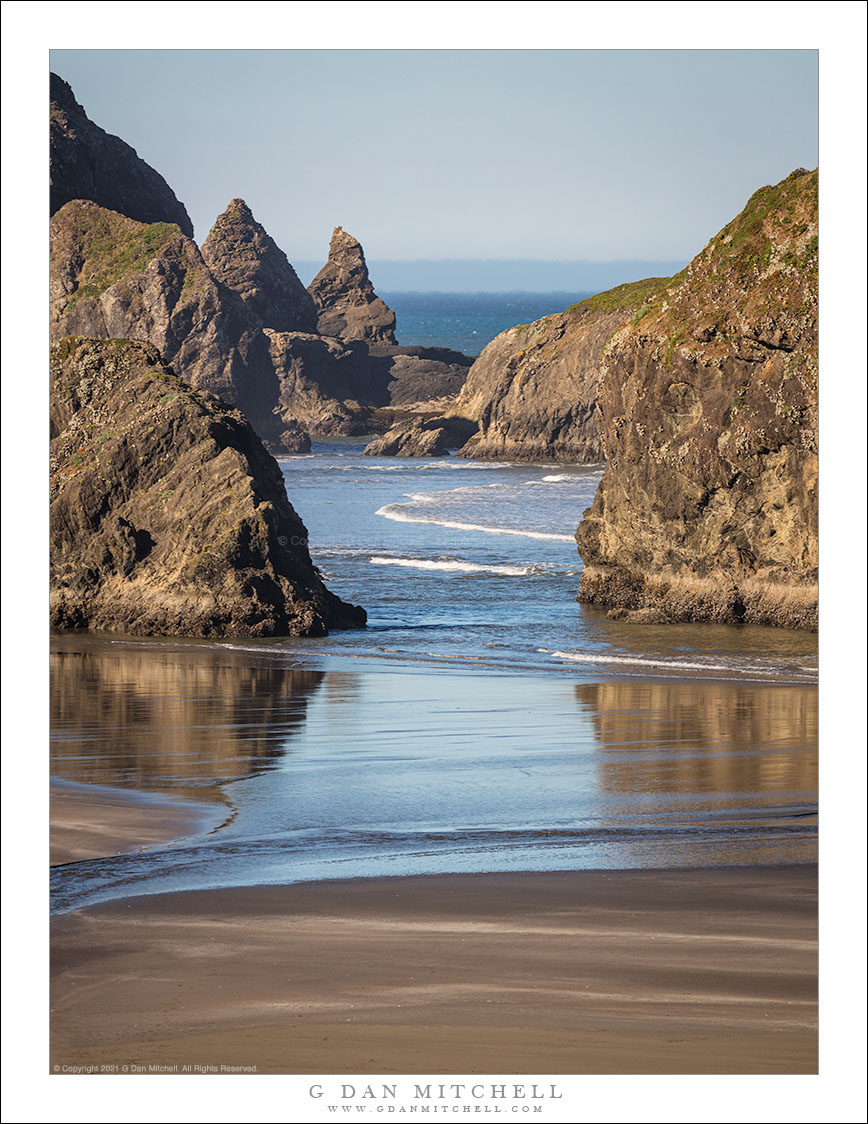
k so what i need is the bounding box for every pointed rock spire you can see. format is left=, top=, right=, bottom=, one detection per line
left=201, top=198, right=318, bottom=333
left=307, top=226, right=397, bottom=344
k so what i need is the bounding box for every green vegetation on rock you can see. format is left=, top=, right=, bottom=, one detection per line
left=58, top=207, right=180, bottom=305
left=568, top=275, right=677, bottom=316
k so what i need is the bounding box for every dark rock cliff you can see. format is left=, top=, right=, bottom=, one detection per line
left=265, top=330, right=384, bottom=437
left=308, top=226, right=397, bottom=344
left=50, top=338, right=365, bottom=637
left=575, top=170, right=818, bottom=630
left=452, top=279, right=672, bottom=463
left=50, top=72, right=194, bottom=237
left=201, top=199, right=319, bottom=333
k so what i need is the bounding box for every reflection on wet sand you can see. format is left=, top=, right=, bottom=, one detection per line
left=574, top=679, right=817, bottom=795
left=50, top=636, right=325, bottom=799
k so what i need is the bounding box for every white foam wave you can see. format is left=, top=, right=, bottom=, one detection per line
left=522, top=471, right=604, bottom=485
left=364, top=460, right=521, bottom=471
left=433, top=460, right=522, bottom=470
left=541, top=648, right=816, bottom=680
left=402, top=484, right=505, bottom=504
left=314, top=547, right=375, bottom=558
left=369, top=556, right=531, bottom=576
left=375, top=504, right=576, bottom=542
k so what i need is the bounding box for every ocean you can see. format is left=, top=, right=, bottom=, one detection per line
left=384, top=291, right=594, bottom=355
left=50, top=441, right=818, bottom=914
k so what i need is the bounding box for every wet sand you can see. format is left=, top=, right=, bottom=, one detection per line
left=50, top=781, right=223, bottom=866
left=50, top=866, right=817, bottom=1074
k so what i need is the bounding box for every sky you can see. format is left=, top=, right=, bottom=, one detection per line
left=48, top=49, right=818, bottom=287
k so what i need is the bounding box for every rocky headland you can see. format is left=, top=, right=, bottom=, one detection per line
left=49, top=199, right=280, bottom=438
left=50, top=338, right=365, bottom=637
left=451, top=280, right=673, bottom=463
left=575, top=170, right=818, bottom=630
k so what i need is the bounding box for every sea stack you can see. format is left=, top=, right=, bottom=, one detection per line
left=308, top=226, right=397, bottom=344
left=50, top=337, right=365, bottom=637
left=576, top=169, right=818, bottom=630
left=50, top=72, right=194, bottom=237
left=201, top=199, right=319, bottom=333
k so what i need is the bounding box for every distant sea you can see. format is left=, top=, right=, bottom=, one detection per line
left=382, top=292, right=594, bottom=357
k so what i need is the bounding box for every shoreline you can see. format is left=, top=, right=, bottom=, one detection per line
left=50, top=779, right=225, bottom=867
left=51, top=866, right=817, bottom=1075
left=50, top=616, right=819, bottom=690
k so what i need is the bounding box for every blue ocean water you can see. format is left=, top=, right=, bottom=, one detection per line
left=275, top=445, right=818, bottom=683
left=384, top=291, right=593, bottom=355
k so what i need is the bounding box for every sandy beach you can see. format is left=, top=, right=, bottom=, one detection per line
left=51, top=858, right=816, bottom=1074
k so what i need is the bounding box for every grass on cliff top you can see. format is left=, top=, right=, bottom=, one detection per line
left=630, top=169, right=818, bottom=355
left=567, top=273, right=682, bottom=316
left=705, top=168, right=818, bottom=277
left=61, top=208, right=181, bottom=304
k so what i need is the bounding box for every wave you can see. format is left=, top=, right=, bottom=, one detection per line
left=314, top=547, right=379, bottom=558
left=434, top=460, right=524, bottom=470
left=522, top=471, right=604, bottom=485
left=541, top=648, right=818, bottom=680
left=375, top=503, right=576, bottom=542
left=371, top=556, right=523, bottom=576
left=369, top=555, right=580, bottom=577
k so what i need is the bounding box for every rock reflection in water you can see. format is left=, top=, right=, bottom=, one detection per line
left=574, top=679, right=817, bottom=796
left=50, top=636, right=325, bottom=797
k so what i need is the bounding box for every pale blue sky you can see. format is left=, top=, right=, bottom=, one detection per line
left=51, top=49, right=818, bottom=282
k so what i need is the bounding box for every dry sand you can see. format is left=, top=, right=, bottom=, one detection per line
left=50, top=865, right=817, bottom=1074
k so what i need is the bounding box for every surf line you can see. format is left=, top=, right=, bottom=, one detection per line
left=375, top=504, right=576, bottom=542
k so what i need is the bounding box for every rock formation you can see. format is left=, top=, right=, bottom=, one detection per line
left=453, top=278, right=671, bottom=463
left=50, top=73, right=194, bottom=237
left=50, top=338, right=365, bottom=637
left=308, top=226, right=397, bottom=344
left=575, top=169, right=818, bottom=630
left=48, top=77, right=472, bottom=456
left=265, top=330, right=382, bottom=436
left=49, top=200, right=282, bottom=440
left=370, top=345, right=473, bottom=405
left=363, top=415, right=477, bottom=457
left=201, top=198, right=318, bottom=333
